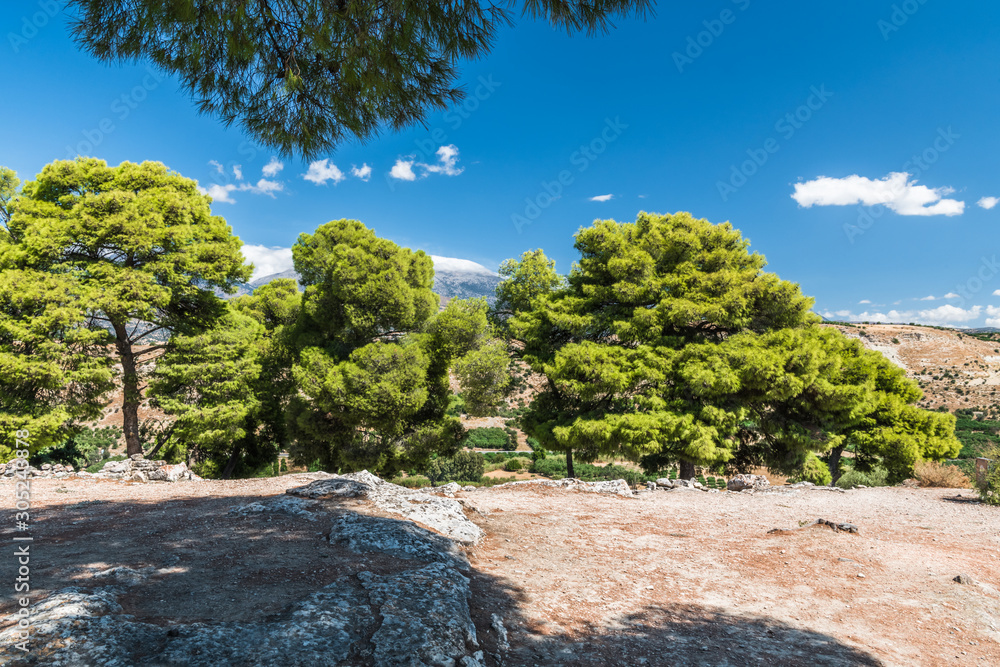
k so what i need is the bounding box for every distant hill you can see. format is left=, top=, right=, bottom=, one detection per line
left=230, top=264, right=501, bottom=306
left=823, top=322, right=1000, bottom=415
left=226, top=270, right=302, bottom=299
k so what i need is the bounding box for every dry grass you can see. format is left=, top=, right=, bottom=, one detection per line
left=912, top=460, right=972, bottom=488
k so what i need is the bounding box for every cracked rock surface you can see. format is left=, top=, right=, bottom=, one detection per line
left=0, top=472, right=487, bottom=666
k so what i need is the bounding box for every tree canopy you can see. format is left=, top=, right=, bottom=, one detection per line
left=285, top=219, right=504, bottom=476
left=66, top=0, right=653, bottom=157
left=2, top=158, right=250, bottom=456
left=509, top=212, right=959, bottom=480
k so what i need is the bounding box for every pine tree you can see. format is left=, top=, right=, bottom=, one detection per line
left=3, top=158, right=250, bottom=456
left=66, top=0, right=652, bottom=157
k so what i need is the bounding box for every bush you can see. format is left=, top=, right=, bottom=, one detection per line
left=32, top=426, right=122, bottom=470
left=835, top=466, right=889, bottom=489
left=797, top=453, right=833, bottom=486
left=392, top=475, right=432, bottom=489
left=503, top=458, right=524, bottom=472
left=531, top=447, right=547, bottom=462
left=912, top=460, right=972, bottom=488
left=463, top=427, right=516, bottom=451
left=529, top=456, right=654, bottom=486
left=976, top=446, right=1000, bottom=505
left=425, top=450, right=485, bottom=484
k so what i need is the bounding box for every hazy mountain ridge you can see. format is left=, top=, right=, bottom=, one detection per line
left=229, top=267, right=500, bottom=304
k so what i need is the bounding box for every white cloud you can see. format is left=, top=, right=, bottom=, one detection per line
left=422, top=145, right=463, bottom=176
left=389, top=159, right=418, bottom=181
left=262, top=156, right=284, bottom=178
left=858, top=299, right=871, bottom=304
left=208, top=160, right=224, bottom=174
left=791, top=172, right=965, bottom=216
left=919, top=295, right=936, bottom=301
left=978, top=196, right=999, bottom=210
left=943, top=292, right=959, bottom=299
left=303, top=159, right=345, bottom=185
left=838, top=304, right=982, bottom=327
left=197, top=158, right=283, bottom=203
left=389, top=145, right=464, bottom=181
left=351, top=163, right=372, bottom=181
left=589, top=194, right=614, bottom=202
left=993, top=289, right=1000, bottom=296
left=250, top=178, right=283, bottom=195
left=241, top=245, right=294, bottom=280
left=429, top=255, right=495, bottom=275
left=198, top=183, right=239, bottom=204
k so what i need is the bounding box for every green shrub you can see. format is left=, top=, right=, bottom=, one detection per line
left=531, top=447, right=547, bottom=462
left=976, top=446, right=1000, bottom=505
left=526, top=437, right=540, bottom=450
left=529, top=456, right=654, bottom=486
left=32, top=426, right=122, bottom=470
left=798, top=453, right=833, bottom=486
left=463, top=427, right=516, bottom=451
left=503, top=458, right=524, bottom=472
left=392, top=475, right=432, bottom=488
left=425, top=450, right=485, bottom=484
left=835, top=466, right=889, bottom=489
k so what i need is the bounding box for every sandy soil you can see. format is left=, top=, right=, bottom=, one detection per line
left=2, top=477, right=998, bottom=666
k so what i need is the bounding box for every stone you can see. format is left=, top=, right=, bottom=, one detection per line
left=655, top=478, right=673, bottom=487
left=330, top=512, right=468, bottom=569
left=490, top=477, right=633, bottom=497
left=160, top=463, right=188, bottom=482
left=129, top=471, right=147, bottom=483
left=647, top=481, right=657, bottom=491
left=229, top=495, right=323, bottom=521
left=360, top=563, right=479, bottom=664
left=288, top=472, right=485, bottom=545
left=102, top=460, right=131, bottom=475
left=130, top=453, right=145, bottom=461
left=953, top=574, right=974, bottom=585
left=491, top=613, right=510, bottom=651
left=727, top=474, right=770, bottom=492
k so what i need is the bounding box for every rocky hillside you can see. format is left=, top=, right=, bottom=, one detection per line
left=823, top=322, right=1000, bottom=413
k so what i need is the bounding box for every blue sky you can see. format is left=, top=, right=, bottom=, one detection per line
left=4, top=1, right=1000, bottom=326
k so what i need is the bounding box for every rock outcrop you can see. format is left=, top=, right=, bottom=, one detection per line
left=287, top=471, right=485, bottom=545
left=727, top=474, right=771, bottom=492
left=0, top=471, right=490, bottom=666
left=488, top=477, right=634, bottom=497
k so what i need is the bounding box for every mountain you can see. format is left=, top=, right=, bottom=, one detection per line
left=226, top=270, right=302, bottom=298
left=229, top=261, right=500, bottom=305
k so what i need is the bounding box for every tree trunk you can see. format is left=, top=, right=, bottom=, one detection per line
left=679, top=460, right=696, bottom=480
left=114, top=322, right=143, bottom=457
left=828, top=445, right=844, bottom=484
left=566, top=448, right=575, bottom=479
left=221, top=446, right=241, bottom=480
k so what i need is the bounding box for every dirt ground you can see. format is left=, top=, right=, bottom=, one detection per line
left=2, top=476, right=998, bottom=666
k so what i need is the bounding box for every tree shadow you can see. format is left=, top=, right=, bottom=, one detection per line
left=0, top=485, right=884, bottom=666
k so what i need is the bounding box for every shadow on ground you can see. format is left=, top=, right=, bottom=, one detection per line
left=1, top=487, right=883, bottom=666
